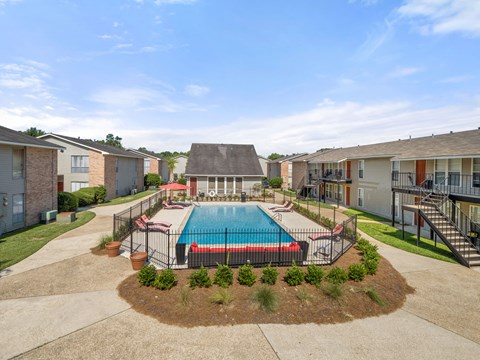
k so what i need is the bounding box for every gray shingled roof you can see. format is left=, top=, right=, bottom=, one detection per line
left=185, top=143, right=263, bottom=176
left=39, top=134, right=144, bottom=158
left=127, top=148, right=162, bottom=160
left=271, top=153, right=308, bottom=163
left=0, top=125, right=64, bottom=150
left=303, top=129, right=480, bottom=163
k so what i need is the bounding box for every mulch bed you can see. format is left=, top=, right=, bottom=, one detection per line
left=117, top=248, right=414, bottom=327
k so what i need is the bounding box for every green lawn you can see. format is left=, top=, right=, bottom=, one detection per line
left=343, top=208, right=390, bottom=223
left=295, top=199, right=334, bottom=210
left=357, top=222, right=457, bottom=264
left=0, top=211, right=96, bottom=271
left=97, top=190, right=158, bottom=206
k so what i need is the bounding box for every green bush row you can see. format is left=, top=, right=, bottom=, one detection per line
left=58, top=185, right=107, bottom=211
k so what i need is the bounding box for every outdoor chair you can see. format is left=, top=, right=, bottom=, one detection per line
left=162, top=201, right=184, bottom=209
left=135, top=219, right=170, bottom=233
left=272, top=203, right=294, bottom=212
left=140, top=215, right=172, bottom=228
left=268, top=201, right=289, bottom=210
left=308, top=224, right=343, bottom=241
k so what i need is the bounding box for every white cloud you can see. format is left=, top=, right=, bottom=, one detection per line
left=0, top=0, right=22, bottom=6
left=353, top=17, right=396, bottom=60
left=388, top=66, right=423, bottom=78
left=184, top=84, right=210, bottom=97
left=398, top=0, right=480, bottom=37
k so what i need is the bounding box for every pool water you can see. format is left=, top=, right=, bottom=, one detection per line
left=177, top=205, right=295, bottom=245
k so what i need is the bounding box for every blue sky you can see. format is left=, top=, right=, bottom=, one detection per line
left=0, top=0, right=479, bottom=156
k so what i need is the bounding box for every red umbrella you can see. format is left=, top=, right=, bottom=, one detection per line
left=159, top=183, right=190, bottom=201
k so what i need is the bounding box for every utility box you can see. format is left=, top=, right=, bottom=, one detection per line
left=41, top=210, right=58, bottom=224
left=57, top=212, right=76, bottom=223
left=241, top=192, right=247, bottom=203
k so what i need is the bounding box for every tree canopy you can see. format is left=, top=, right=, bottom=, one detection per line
left=97, top=133, right=123, bottom=149
left=267, top=153, right=284, bottom=160
left=22, top=127, right=46, bottom=137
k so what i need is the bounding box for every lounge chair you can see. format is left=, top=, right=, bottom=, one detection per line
left=268, top=201, right=289, bottom=210
left=313, top=239, right=332, bottom=258
left=140, top=215, right=172, bottom=228
left=272, top=203, right=294, bottom=212
left=135, top=219, right=169, bottom=233
left=308, top=224, right=343, bottom=241
left=162, top=201, right=184, bottom=209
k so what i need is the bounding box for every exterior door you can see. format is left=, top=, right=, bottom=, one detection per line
left=416, top=160, right=426, bottom=185
left=190, top=177, right=197, bottom=197
left=346, top=186, right=351, bottom=206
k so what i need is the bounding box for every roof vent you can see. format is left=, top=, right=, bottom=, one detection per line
left=432, top=134, right=434, bottom=137
left=450, top=131, right=453, bottom=134
left=409, top=135, right=411, bottom=140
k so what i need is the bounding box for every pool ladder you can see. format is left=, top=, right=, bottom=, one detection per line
left=271, top=212, right=282, bottom=223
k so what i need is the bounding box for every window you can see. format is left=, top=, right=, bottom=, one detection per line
left=470, top=205, right=480, bottom=225
left=435, top=159, right=446, bottom=185
left=358, top=188, right=364, bottom=208
left=448, top=159, right=461, bottom=186
left=217, top=177, right=225, bottom=195
left=391, top=161, right=400, bottom=181
left=472, top=158, right=480, bottom=188
left=358, top=160, right=364, bottom=179
left=208, top=177, right=216, bottom=192
left=71, top=182, right=88, bottom=192
left=12, top=194, right=24, bottom=224
left=235, top=177, right=243, bottom=194
left=325, top=184, right=332, bottom=198
left=13, top=149, right=25, bottom=179
left=71, top=156, right=89, bottom=173
left=144, top=159, right=150, bottom=174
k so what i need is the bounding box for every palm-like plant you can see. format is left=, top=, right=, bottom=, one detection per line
left=167, top=157, right=177, bottom=182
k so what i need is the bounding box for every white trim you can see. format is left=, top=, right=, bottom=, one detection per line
left=358, top=188, right=364, bottom=208
left=0, top=140, right=64, bottom=151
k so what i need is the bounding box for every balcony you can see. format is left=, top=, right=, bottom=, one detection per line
left=392, top=172, right=480, bottom=199
left=309, top=170, right=352, bottom=184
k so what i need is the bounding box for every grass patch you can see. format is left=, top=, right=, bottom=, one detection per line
left=343, top=208, right=389, bottom=222
left=210, top=288, right=234, bottom=305
left=296, top=289, right=313, bottom=303
left=322, top=283, right=343, bottom=301
left=252, top=286, right=279, bottom=313
left=364, top=287, right=386, bottom=306
left=179, top=286, right=192, bottom=306
left=0, top=211, right=96, bottom=270
left=295, top=199, right=334, bottom=209
left=357, top=222, right=457, bottom=264
left=98, top=233, right=113, bottom=250
left=97, top=190, right=158, bottom=206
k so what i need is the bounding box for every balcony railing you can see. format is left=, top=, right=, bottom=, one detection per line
left=308, top=170, right=351, bottom=184
left=392, top=172, right=480, bottom=198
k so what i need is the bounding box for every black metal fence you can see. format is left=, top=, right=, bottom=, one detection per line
left=123, top=215, right=357, bottom=269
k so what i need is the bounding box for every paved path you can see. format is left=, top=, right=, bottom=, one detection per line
left=1, top=200, right=479, bottom=359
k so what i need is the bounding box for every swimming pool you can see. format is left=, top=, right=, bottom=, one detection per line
left=177, top=205, right=295, bottom=245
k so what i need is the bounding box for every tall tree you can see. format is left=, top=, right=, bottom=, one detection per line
left=268, top=153, right=284, bottom=160
left=98, top=133, right=123, bottom=149
left=22, top=127, right=46, bottom=137
left=167, top=157, right=177, bottom=182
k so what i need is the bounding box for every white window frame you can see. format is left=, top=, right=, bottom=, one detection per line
left=447, top=158, right=461, bottom=187
left=358, top=160, right=364, bottom=179
left=391, top=161, right=400, bottom=181
left=470, top=205, right=480, bottom=224
left=71, top=155, right=89, bottom=173
left=144, top=159, right=150, bottom=174
left=358, top=188, right=364, bottom=208
left=71, top=181, right=89, bottom=192
left=472, top=158, right=480, bottom=188
left=12, top=148, right=25, bottom=179
left=12, top=194, right=24, bottom=224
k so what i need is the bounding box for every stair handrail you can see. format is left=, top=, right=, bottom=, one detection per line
left=271, top=212, right=282, bottom=222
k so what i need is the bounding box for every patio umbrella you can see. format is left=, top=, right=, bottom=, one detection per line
left=159, top=183, right=190, bottom=201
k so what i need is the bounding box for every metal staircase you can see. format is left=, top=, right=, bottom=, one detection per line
left=417, top=182, right=480, bottom=267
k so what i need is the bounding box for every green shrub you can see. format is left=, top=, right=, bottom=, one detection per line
left=189, top=266, right=212, bottom=288
left=284, top=260, right=304, bottom=286
left=177, top=177, right=187, bottom=185
left=94, top=185, right=107, bottom=203
left=238, top=264, right=256, bottom=286
left=252, top=286, right=279, bottom=313
left=213, top=263, right=234, bottom=288
left=210, top=288, right=234, bottom=305
left=58, top=192, right=78, bottom=212
left=138, top=264, right=158, bottom=286
left=325, top=266, right=348, bottom=284
left=261, top=264, right=279, bottom=285
left=269, top=177, right=283, bottom=189
left=73, top=187, right=96, bottom=207
left=144, top=173, right=161, bottom=187
left=356, top=237, right=370, bottom=251
left=98, top=233, right=113, bottom=250
left=364, top=287, right=385, bottom=306
left=322, top=283, right=343, bottom=300
left=153, top=269, right=177, bottom=290
left=348, top=263, right=367, bottom=282
left=305, top=264, right=324, bottom=287
left=363, top=258, right=379, bottom=275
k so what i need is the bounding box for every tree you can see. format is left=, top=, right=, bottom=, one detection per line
left=269, top=177, right=283, bottom=189
left=167, top=157, right=177, bottom=182
left=98, top=134, right=123, bottom=149
left=144, top=173, right=161, bottom=187
left=268, top=153, right=283, bottom=161
left=22, top=127, right=46, bottom=137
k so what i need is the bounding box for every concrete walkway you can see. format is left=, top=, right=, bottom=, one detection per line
left=1, top=200, right=479, bottom=359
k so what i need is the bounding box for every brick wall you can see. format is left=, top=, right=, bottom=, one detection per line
left=89, top=150, right=105, bottom=186
left=103, top=155, right=117, bottom=200
left=149, top=158, right=159, bottom=174
left=292, top=161, right=307, bottom=190
left=280, top=161, right=289, bottom=189
left=25, top=147, right=58, bottom=226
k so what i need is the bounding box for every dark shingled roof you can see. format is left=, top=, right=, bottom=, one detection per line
left=303, top=129, right=480, bottom=163
left=39, top=134, right=144, bottom=158
left=0, top=125, right=64, bottom=150
left=185, top=143, right=263, bottom=176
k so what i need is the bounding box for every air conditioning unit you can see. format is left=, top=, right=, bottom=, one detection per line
left=41, top=210, right=58, bottom=224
